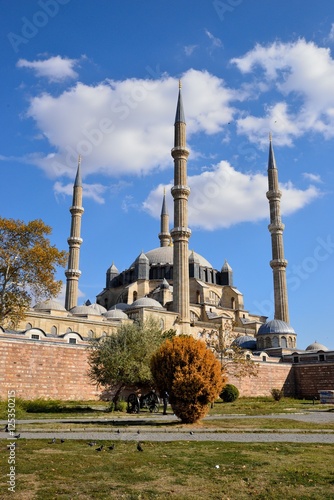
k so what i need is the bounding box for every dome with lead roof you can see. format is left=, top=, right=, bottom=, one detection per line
left=306, top=341, right=328, bottom=352
left=131, top=247, right=212, bottom=268
left=70, top=305, right=102, bottom=316
left=33, top=299, right=66, bottom=312
left=103, top=309, right=129, bottom=319
left=130, top=297, right=163, bottom=309
left=257, top=319, right=296, bottom=335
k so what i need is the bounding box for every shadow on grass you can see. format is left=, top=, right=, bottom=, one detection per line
left=61, top=418, right=183, bottom=428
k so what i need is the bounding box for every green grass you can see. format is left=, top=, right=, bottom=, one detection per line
left=0, top=440, right=333, bottom=499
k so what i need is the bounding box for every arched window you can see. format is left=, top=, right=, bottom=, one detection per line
left=133, top=291, right=138, bottom=302
left=257, top=337, right=264, bottom=349
left=87, top=330, right=94, bottom=338
left=272, top=336, right=279, bottom=347
left=51, top=325, right=57, bottom=336
left=66, top=327, right=72, bottom=333
left=265, top=336, right=271, bottom=348
left=281, top=336, right=287, bottom=348
left=196, top=291, right=200, bottom=304
left=231, top=297, right=235, bottom=309
left=160, top=318, right=165, bottom=330
left=25, top=323, right=32, bottom=330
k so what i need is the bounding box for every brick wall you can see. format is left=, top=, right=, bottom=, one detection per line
left=293, top=363, right=334, bottom=398
left=0, top=339, right=100, bottom=401
left=227, top=362, right=296, bottom=397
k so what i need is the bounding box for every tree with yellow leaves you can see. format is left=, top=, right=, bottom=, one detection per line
left=150, top=335, right=226, bottom=423
left=0, top=218, right=67, bottom=328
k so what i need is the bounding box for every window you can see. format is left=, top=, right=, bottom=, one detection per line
left=66, top=327, right=72, bottom=333
left=293, top=356, right=299, bottom=363
left=51, top=325, right=57, bottom=335
left=262, top=356, right=266, bottom=362
left=246, top=354, right=251, bottom=360
left=69, top=338, right=77, bottom=344
left=319, top=354, right=325, bottom=362
left=31, top=334, right=40, bottom=340
left=26, top=323, right=32, bottom=330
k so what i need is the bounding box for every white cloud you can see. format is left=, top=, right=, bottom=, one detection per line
left=143, top=161, right=321, bottom=230
left=205, top=30, right=223, bottom=49
left=17, top=56, right=79, bottom=82
left=54, top=181, right=107, bottom=204
left=302, top=172, right=323, bottom=183
left=24, top=69, right=237, bottom=179
left=328, top=23, right=334, bottom=41
left=231, top=39, right=334, bottom=144
left=184, top=45, right=198, bottom=56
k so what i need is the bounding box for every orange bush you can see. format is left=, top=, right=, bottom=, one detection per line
left=151, top=335, right=226, bottom=423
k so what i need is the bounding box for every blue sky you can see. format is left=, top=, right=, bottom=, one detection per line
left=1, top=0, right=334, bottom=349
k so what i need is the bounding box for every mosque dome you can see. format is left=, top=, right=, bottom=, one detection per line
left=232, top=335, right=257, bottom=350
left=103, top=309, right=129, bottom=319
left=130, top=297, right=163, bottom=309
left=305, top=341, right=328, bottom=352
left=33, top=299, right=66, bottom=312
left=109, top=303, right=131, bottom=311
left=131, top=246, right=212, bottom=269
left=70, top=305, right=102, bottom=316
left=88, top=303, right=107, bottom=314
left=257, top=319, right=296, bottom=335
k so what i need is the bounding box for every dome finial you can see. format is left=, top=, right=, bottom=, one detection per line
left=179, top=79, right=182, bottom=89
left=269, top=131, right=272, bottom=142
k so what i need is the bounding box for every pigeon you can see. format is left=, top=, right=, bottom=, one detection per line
left=116, top=429, right=120, bottom=434
left=49, top=437, right=56, bottom=444
left=14, top=434, right=20, bottom=439
left=137, top=442, right=143, bottom=452
left=88, top=441, right=97, bottom=446
left=4, top=424, right=9, bottom=432
left=189, top=431, right=194, bottom=435
left=137, top=430, right=140, bottom=434
left=60, top=439, right=65, bottom=443
left=96, top=445, right=104, bottom=452
left=107, top=444, right=115, bottom=450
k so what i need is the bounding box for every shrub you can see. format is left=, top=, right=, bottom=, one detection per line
left=271, top=388, right=283, bottom=401
left=220, top=384, right=239, bottom=403
left=151, top=336, right=226, bottom=423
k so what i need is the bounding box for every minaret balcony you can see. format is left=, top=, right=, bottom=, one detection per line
left=270, top=259, right=288, bottom=269
left=171, top=185, right=191, bottom=198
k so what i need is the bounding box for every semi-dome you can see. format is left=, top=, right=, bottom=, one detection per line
left=131, top=246, right=212, bottom=269
left=103, top=309, right=128, bottom=319
left=70, top=305, right=102, bottom=316
left=306, top=341, right=328, bottom=352
left=130, top=297, right=163, bottom=309
left=33, top=299, right=66, bottom=312
left=257, top=319, right=296, bottom=335
left=232, top=335, right=257, bottom=350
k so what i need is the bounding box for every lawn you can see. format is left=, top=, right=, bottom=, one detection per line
left=0, top=439, right=333, bottom=499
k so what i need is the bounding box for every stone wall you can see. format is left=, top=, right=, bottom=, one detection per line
left=0, top=338, right=100, bottom=401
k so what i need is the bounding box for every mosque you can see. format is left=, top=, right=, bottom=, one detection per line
left=0, top=85, right=333, bottom=401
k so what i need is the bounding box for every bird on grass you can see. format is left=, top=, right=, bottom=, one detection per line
left=96, top=445, right=104, bottom=452
left=137, top=442, right=144, bottom=452
left=88, top=441, right=97, bottom=446
left=14, top=434, right=20, bottom=439
left=137, top=430, right=140, bottom=434
left=4, top=424, right=9, bottom=432
left=60, top=439, right=65, bottom=443
left=116, top=429, right=120, bottom=434
left=49, top=437, right=56, bottom=444
left=189, top=431, right=194, bottom=435
left=107, top=444, right=115, bottom=450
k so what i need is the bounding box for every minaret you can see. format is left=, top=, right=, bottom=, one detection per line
left=159, top=188, right=171, bottom=247
left=170, top=82, right=191, bottom=332
left=65, top=156, right=84, bottom=311
left=266, top=134, right=290, bottom=323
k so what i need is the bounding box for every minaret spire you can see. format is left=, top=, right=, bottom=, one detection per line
left=65, top=156, right=84, bottom=311
left=159, top=188, right=171, bottom=247
left=266, top=135, right=290, bottom=323
left=171, top=82, right=191, bottom=332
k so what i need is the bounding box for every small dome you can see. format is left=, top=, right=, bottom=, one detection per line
left=103, top=309, right=128, bottom=319
left=109, top=303, right=131, bottom=311
left=130, top=297, right=163, bottom=309
left=257, top=319, right=296, bottom=335
left=33, top=299, right=66, bottom=312
left=232, top=335, right=257, bottom=350
left=306, top=341, right=328, bottom=352
left=89, top=303, right=107, bottom=314
left=70, top=305, right=102, bottom=316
